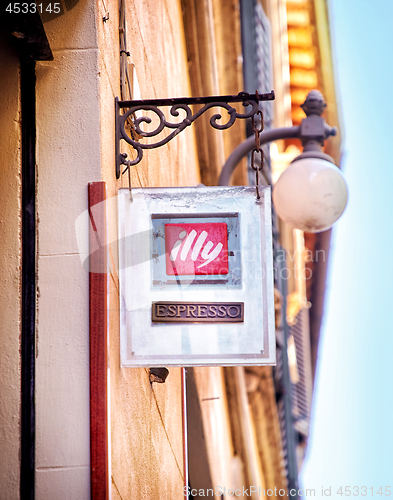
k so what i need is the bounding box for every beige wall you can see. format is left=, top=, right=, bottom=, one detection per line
left=0, top=35, right=21, bottom=499
left=35, top=0, right=101, bottom=497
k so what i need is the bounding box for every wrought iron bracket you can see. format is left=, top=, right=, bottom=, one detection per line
left=115, top=91, right=275, bottom=178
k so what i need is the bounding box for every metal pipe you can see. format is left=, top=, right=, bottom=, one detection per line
left=218, top=126, right=300, bottom=186
left=21, top=55, right=36, bottom=500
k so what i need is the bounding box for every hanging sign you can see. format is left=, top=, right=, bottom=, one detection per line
left=118, top=186, right=275, bottom=367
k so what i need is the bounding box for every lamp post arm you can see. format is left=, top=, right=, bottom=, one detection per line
left=218, top=125, right=300, bottom=186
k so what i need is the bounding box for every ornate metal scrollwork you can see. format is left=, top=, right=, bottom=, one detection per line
left=115, top=91, right=275, bottom=178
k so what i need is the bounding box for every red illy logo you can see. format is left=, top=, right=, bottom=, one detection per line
left=164, top=223, right=229, bottom=275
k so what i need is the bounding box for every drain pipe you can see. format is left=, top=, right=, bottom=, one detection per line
left=20, top=55, right=37, bottom=500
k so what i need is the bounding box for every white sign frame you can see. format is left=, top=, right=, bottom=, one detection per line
left=118, top=186, right=275, bottom=367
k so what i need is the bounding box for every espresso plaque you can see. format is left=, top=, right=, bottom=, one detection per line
left=152, top=302, right=244, bottom=323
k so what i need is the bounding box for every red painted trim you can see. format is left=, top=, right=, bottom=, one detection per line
left=88, top=182, right=109, bottom=500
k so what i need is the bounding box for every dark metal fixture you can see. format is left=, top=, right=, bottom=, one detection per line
left=20, top=55, right=37, bottom=500
left=115, top=91, right=275, bottom=178
left=149, top=367, right=170, bottom=384
left=218, top=90, right=337, bottom=185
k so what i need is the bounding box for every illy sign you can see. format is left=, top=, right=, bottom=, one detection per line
left=118, top=186, right=275, bottom=367
left=165, top=223, right=229, bottom=275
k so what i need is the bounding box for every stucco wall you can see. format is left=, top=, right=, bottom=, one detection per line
left=0, top=34, right=21, bottom=499
left=35, top=0, right=101, bottom=497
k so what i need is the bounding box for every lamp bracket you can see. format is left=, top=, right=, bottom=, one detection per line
left=115, top=91, right=275, bottom=178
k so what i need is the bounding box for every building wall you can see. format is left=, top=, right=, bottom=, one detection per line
left=0, top=34, right=21, bottom=499
left=0, top=0, right=340, bottom=498
left=35, top=0, right=100, bottom=496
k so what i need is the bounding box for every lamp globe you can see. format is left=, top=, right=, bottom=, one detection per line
left=272, top=155, right=348, bottom=233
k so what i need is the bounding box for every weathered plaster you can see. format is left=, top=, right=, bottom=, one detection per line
left=0, top=34, right=22, bottom=500
left=35, top=0, right=100, bottom=496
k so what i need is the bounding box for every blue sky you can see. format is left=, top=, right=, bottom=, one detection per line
left=300, top=0, right=393, bottom=498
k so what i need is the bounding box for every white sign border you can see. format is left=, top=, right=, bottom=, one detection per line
left=118, top=186, right=276, bottom=367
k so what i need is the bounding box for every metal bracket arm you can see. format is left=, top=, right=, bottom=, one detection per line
left=218, top=90, right=338, bottom=186
left=115, top=91, right=275, bottom=178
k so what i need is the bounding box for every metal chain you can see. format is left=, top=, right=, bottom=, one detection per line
left=250, top=91, right=264, bottom=200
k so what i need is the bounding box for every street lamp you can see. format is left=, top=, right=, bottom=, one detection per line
left=219, top=90, right=348, bottom=233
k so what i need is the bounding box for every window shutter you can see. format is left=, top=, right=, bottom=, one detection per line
left=289, top=308, right=313, bottom=439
